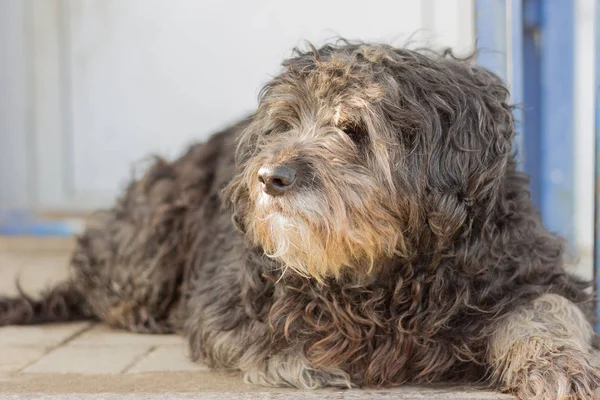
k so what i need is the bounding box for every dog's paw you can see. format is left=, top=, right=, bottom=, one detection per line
left=242, top=352, right=353, bottom=389
left=244, top=367, right=353, bottom=389
left=506, top=350, right=600, bottom=400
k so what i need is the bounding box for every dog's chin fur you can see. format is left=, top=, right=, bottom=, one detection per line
left=1, top=39, right=599, bottom=399
left=246, top=184, right=401, bottom=282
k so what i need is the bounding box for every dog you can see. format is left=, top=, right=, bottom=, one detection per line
left=1, top=40, right=599, bottom=399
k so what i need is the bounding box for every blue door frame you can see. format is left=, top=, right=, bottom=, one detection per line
left=477, top=0, right=600, bottom=329
left=477, top=0, right=575, bottom=248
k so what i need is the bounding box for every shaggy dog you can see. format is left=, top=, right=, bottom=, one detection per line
left=1, top=41, right=599, bottom=399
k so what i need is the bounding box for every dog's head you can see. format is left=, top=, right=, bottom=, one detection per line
left=224, top=41, right=515, bottom=282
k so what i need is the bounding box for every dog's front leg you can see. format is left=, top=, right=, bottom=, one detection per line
left=186, top=302, right=352, bottom=389
left=242, top=348, right=353, bottom=389
left=487, top=293, right=600, bottom=399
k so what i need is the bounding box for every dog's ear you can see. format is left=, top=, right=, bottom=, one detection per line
left=220, top=118, right=259, bottom=234
left=221, top=168, right=249, bottom=234
left=391, top=58, right=515, bottom=244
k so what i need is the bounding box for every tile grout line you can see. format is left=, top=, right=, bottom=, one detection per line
left=120, top=345, right=157, bottom=374
left=17, top=322, right=96, bottom=372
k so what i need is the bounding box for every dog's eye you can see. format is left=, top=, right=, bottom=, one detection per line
left=265, top=121, right=292, bottom=136
left=280, top=121, right=292, bottom=132
left=341, top=124, right=368, bottom=145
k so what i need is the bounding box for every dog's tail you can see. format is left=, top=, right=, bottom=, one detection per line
left=0, top=280, right=94, bottom=326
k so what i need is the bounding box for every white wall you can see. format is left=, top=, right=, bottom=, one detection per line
left=0, top=1, right=32, bottom=207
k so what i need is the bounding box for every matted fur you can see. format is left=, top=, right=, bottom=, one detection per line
left=1, top=40, right=598, bottom=399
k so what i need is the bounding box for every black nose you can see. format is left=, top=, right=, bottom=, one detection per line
left=258, top=165, right=297, bottom=196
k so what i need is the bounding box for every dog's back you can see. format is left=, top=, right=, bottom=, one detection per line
left=0, top=119, right=248, bottom=332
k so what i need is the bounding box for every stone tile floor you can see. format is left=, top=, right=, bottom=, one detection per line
left=0, top=236, right=523, bottom=398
